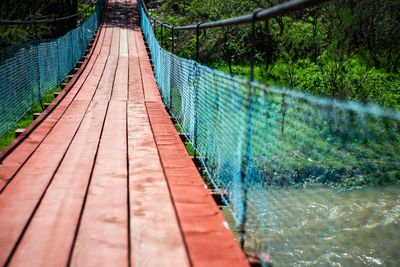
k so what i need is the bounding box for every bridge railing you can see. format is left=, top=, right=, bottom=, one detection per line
left=0, top=0, right=104, bottom=139
left=139, top=0, right=400, bottom=265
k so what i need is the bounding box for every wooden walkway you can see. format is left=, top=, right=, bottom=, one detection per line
left=0, top=0, right=249, bottom=266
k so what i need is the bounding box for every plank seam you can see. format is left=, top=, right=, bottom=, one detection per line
left=125, top=0, right=132, bottom=265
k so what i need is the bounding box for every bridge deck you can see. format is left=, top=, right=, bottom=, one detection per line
left=0, top=0, right=249, bottom=266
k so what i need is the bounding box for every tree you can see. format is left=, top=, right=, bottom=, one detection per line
left=0, top=0, right=86, bottom=48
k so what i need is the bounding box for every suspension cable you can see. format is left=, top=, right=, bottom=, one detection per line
left=0, top=0, right=98, bottom=25
left=140, top=0, right=329, bottom=31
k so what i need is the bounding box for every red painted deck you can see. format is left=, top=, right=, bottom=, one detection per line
left=0, top=0, right=249, bottom=266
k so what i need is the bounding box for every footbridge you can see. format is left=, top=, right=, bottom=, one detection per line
left=0, top=0, right=399, bottom=266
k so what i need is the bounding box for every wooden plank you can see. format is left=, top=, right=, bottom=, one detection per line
left=127, top=103, right=189, bottom=266
left=76, top=23, right=114, bottom=101
left=92, top=26, right=119, bottom=101
left=70, top=100, right=128, bottom=267
left=127, top=18, right=144, bottom=103
left=112, top=28, right=128, bottom=101
left=33, top=112, right=41, bottom=120
left=74, top=0, right=115, bottom=102
left=0, top=100, right=91, bottom=266
left=134, top=27, right=161, bottom=103
left=14, top=129, right=24, bottom=138
left=8, top=100, right=109, bottom=267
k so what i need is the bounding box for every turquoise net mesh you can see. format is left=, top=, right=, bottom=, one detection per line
left=139, top=1, right=400, bottom=265
left=0, top=2, right=103, bottom=138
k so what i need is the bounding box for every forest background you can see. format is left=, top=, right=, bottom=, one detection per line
left=146, top=0, right=400, bottom=110
left=0, top=0, right=92, bottom=48
left=1, top=0, right=399, bottom=109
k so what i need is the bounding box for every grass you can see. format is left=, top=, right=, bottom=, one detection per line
left=210, top=61, right=400, bottom=111
left=0, top=85, right=62, bottom=152
left=172, top=122, right=215, bottom=188
left=0, top=66, right=79, bottom=153
left=174, top=123, right=196, bottom=157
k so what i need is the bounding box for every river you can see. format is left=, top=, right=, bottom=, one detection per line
left=222, top=185, right=400, bottom=266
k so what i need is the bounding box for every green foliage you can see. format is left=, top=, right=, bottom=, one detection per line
left=147, top=0, right=400, bottom=110
left=0, top=85, right=62, bottom=151
left=0, top=0, right=91, bottom=48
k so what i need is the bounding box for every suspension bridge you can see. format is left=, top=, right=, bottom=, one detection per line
left=1, top=0, right=399, bottom=266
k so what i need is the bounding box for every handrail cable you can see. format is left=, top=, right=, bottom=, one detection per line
left=0, top=0, right=98, bottom=25
left=140, top=0, right=329, bottom=31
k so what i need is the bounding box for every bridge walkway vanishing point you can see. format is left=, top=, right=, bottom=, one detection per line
left=0, top=0, right=249, bottom=266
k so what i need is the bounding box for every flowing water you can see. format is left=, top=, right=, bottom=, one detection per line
left=222, top=185, right=400, bottom=266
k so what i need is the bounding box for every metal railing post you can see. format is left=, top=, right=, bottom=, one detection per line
left=171, top=27, right=175, bottom=53
left=169, top=27, right=175, bottom=111
left=239, top=10, right=260, bottom=250
left=158, top=22, right=161, bottom=41
left=160, top=23, right=163, bottom=47
left=195, top=23, right=201, bottom=63
left=34, top=23, right=44, bottom=110
left=193, top=22, right=201, bottom=160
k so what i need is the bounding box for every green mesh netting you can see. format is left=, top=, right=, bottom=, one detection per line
left=139, top=1, right=400, bottom=265
left=0, top=2, right=103, bottom=138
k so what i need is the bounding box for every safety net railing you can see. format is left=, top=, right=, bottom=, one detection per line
left=139, top=0, right=400, bottom=265
left=0, top=0, right=104, bottom=138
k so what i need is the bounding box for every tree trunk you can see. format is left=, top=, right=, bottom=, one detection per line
left=264, top=20, right=275, bottom=72
left=228, top=55, right=233, bottom=75
left=392, top=54, right=400, bottom=73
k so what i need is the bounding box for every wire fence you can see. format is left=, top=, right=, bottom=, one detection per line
left=139, top=1, right=400, bottom=265
left=0, top=1, right=104, bottom=138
